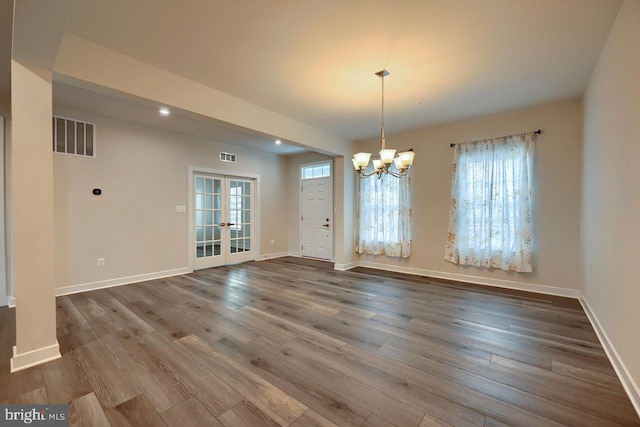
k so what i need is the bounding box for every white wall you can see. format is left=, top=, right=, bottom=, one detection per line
left=53, top=107, right=289, bottom=291
left=1, top=94, right=12, bottom=305
left=354, top=100, right=583, bottom=295
left=0, top=94, right=8, bottom=306
left=582, top=0, right=640, bottom=406
left=0, top=116, right=5, bottom=306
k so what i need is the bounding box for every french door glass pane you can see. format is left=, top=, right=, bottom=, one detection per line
left=195, top=175, right=222, bottom=260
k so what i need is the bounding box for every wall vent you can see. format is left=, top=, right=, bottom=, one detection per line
left=52, top=116, right=96, bottom=157
left=220, top=152, right=237, bottom=163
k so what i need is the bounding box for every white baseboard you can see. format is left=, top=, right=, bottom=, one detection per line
left=334, top=261, right=358, bottom=271
left=55, top=267, right=190, bottom=297
left=288, top=251, right=301, bottom=257
left=11, top=342, right=61, bottom=372
left=7, top=295, right=15, bottom=308
left=352, top=260, right=580, bottom=298
left=579, top=295, right=640, bottom=417
left=259, top=251, right=289, bottom=261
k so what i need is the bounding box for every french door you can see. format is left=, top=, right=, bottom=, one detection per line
left=193, top=174, right=255, bottom=269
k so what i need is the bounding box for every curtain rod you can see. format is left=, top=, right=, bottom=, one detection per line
left=449, top=129, right=542, bottom=148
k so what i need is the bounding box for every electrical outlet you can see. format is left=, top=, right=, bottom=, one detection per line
left=270, top=239, right=275, bottom=245
left=97, top=258, right=105, bottom=267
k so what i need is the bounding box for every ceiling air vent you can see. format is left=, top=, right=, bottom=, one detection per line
left=220, top=152, right=236, bottom=163
left=52, top=116, right=96, bottom=157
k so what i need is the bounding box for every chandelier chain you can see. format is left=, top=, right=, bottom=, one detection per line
left=381, top=73, right=385, bottom=136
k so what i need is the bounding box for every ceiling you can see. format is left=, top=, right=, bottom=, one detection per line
left=3, top=0, right=623, bottom=148
left=53, top=81, right=309, bottom=155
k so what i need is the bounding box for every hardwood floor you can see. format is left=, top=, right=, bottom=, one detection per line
left=1, top=257, right=638, bottom=426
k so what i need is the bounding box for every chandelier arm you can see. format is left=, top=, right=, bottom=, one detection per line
left=387, top=168, right=409, bottom=178
left=357, top=169, right=380, bottom=179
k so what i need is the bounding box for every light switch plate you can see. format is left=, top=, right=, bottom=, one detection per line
left=176, top=205, right=186, bottom=213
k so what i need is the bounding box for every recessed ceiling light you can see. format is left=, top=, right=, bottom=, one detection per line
left=159, top=108, right=170, bottom=116
left=275, top=139, right=282, bottom=145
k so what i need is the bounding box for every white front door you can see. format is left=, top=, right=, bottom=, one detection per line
left=194, top=174, right=255, bottom=270
left=301, top=176, right=333, bottom=260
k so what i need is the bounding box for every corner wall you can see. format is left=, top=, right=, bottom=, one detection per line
left=582, top=0, right=640, bottom=410
left=353, top=100, right=583, bottom=296
left=53, top=107, right=289, bottom=293
left=10, top=61, right=59, bottom=370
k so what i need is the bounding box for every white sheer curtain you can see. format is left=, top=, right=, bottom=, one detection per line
left=444, top=132, right=535, bottom=272
left=356, top=165, right=412, bottom=257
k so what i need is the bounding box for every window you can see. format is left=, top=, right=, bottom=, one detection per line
left=301, top=163, right=331, bottom=180
left=445, top=132, right=535, bottom=272
left=52, top=116, right=96, bottom=157
left=356, top=164, right=411, bottom=257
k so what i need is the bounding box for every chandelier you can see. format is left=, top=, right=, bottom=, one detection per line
left=352, top=69, right=415, bottom=179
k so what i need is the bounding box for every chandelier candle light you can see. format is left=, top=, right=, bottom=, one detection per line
left=352, top=69, right=415, bottom=179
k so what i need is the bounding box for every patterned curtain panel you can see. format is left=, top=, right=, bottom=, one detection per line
left=356, top=165, right=412, bottom=257
left=444, top=132, right=535, bottom=272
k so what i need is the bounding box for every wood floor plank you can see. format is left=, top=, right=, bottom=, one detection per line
left=136, top=331, right=244, bottom=416
left=248, top=335, right=426, bottom=427
left=160, top=397, right=224, bottom=427
left=40, top=352, right=93, bottom=405
left=242, top=305, right=347, bottom=352
left=218, top=400, right=281, bottom=427
left=362, top=414, right=404, bottom=427
left=104, top=394, right=167, bottom=427
left=173, top=334, right=307, bottom=426
left=489, top=354, right=638, bottom=423
left=126, top=300, right=191, bottom=341
left=286, top=337, right=486, bottom=426
left=0, top=365, right=44, bottom=403
left=289, top=409, right=339, bottom=427
left=418, top=413, right=456, bottom=427
left=72, top=337, right=140, bottom=408
left=69, top=392, right=110, bottom=427
left=377, top=344, right=623, bottom=427
left=11, top=387, right=48, bottom=405
left=551, top=359, right=626, bottom=392
left=57, top=296, right=92, bottom=334
left=69, top=294, right=124, bottom=337
left=90, top=290, right=154, bottom=337
left=1, top=257, right=637, bottom=426
left=102, top=330, right=190, bottom=412
left=213, top=335, right=371, bottom=427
